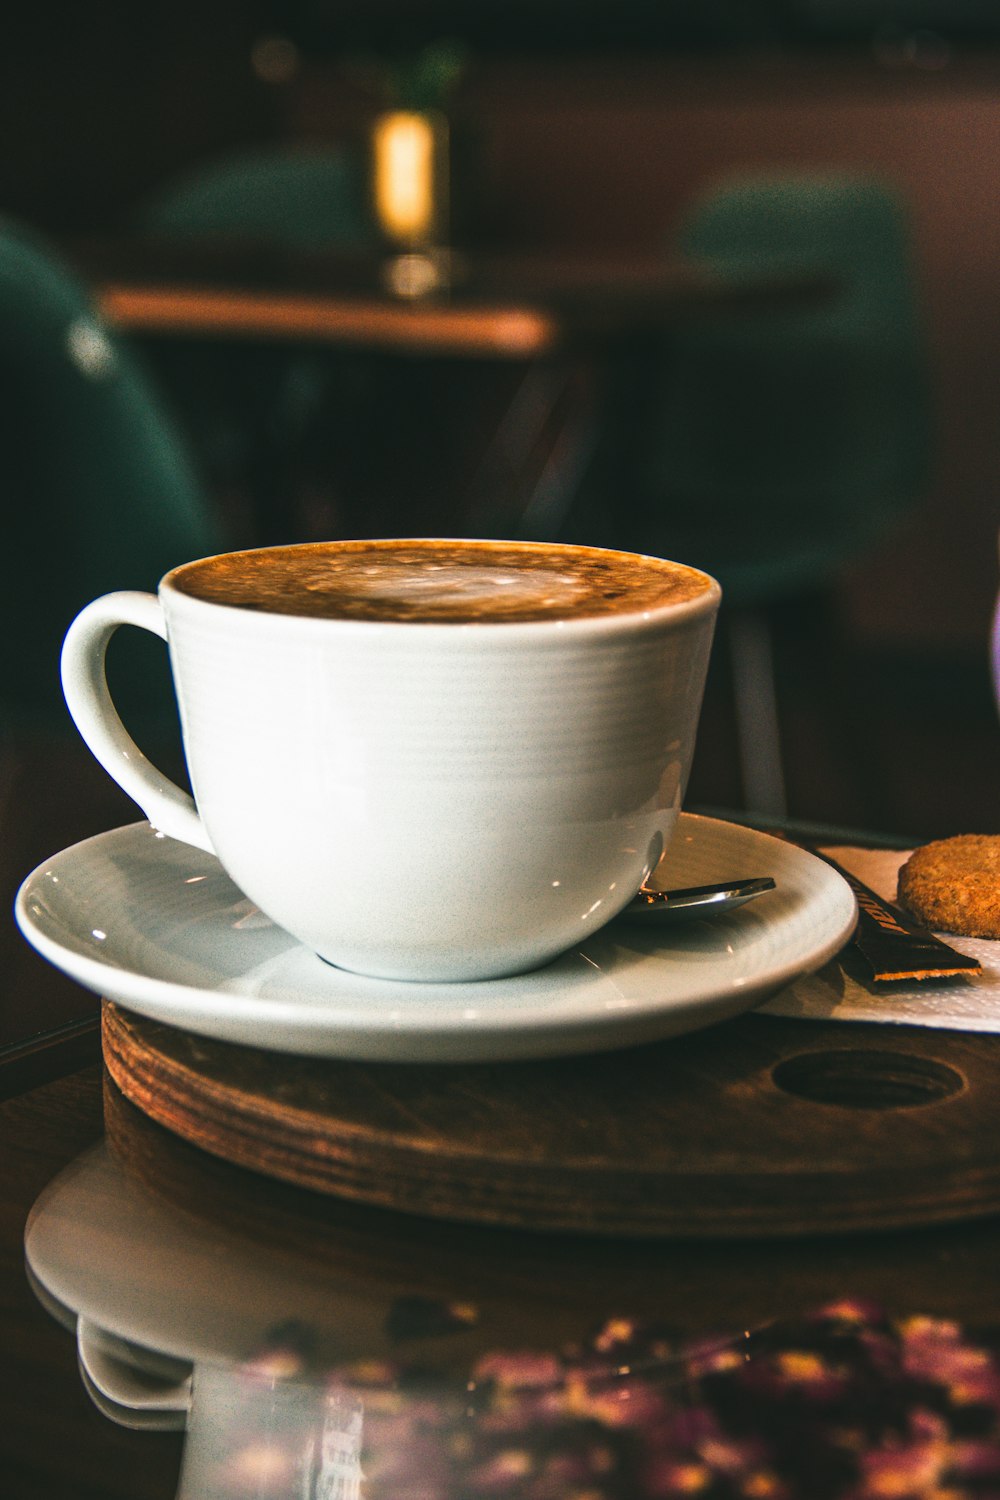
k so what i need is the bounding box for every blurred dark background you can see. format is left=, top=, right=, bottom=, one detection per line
left=1, top=0, right=997, bottom=840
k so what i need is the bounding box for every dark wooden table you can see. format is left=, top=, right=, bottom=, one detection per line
left=6, top=739, right=1000, bottom=1497
left=9, top=1047, right=1000, bottom=1498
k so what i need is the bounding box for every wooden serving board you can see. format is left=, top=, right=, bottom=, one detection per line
left=101, top=1001, right=1000, bottom=1238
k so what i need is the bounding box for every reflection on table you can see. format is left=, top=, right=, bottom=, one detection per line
left=15, top=1073, right=1000, bottom=1500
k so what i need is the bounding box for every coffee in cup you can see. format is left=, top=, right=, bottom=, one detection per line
left=169, top=537, right=712, bottom=623
left=61, top=539, right=719, bottom=982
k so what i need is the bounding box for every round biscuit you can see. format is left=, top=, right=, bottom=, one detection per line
left=897, top=833, right=1000, bottom=939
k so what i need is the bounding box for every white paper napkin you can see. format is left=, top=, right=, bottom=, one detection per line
left=759, top=845, right=1000, bottom=1031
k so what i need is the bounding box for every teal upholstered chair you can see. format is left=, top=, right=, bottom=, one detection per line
left=0, top=219, right=224, bottom=734
left=646, top=171, right=928, bottom=596
left=637, top=171, right=931, bottom=811
left=141, top=143, right=372, bottom=251
left=135, top=144, right=376, bottom=543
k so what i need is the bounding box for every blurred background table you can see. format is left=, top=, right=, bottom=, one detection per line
left=77, top=239, right=832, bottom=354
left=75, top=236, right=836, bottom=551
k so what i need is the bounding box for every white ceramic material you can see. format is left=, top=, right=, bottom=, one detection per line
left=15, top=814, right=857, bottom=1063
left=59, top=542, right=720, bottom=982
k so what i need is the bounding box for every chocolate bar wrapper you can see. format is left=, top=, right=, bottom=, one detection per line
left=819, top=852, right=982, bottom=983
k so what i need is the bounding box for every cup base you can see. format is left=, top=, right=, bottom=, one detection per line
left=313, top=946, right=562, bottom=986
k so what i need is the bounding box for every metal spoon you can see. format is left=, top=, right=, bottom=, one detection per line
left=620, top=875, right=776, bottom=923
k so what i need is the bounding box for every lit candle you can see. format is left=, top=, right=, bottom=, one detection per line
left=372, top=110, right=441, bottom=246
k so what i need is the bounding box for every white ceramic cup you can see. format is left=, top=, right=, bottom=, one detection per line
left=60, top=539, right=720, bottom=982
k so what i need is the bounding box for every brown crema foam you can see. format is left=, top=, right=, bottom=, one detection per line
left=169, top=540, right=712, bottom=625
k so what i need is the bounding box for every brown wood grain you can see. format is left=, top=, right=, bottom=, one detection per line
left=102, top=1002, right=1000, bottom=1237
left=94, top=1066, right=1000, bottom=1373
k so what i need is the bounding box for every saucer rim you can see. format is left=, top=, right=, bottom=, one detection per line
left=16, top=813, right=857, bottom=1062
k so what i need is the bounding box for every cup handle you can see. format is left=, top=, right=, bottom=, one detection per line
left=60, top=591, right=214, bottom=853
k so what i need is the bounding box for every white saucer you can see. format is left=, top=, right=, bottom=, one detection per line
left=15, top=814, right=856, bottom=1063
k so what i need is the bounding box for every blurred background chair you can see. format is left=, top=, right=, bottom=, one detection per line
left=140, top=144, right=372, bottom=251
left=629, top=170, right=931, bottom=815
left=0, top=217, right=225, bottom=739
left=133, top=144, right=378, bottom=545
left=0, top=217, right=231, bottom=1036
